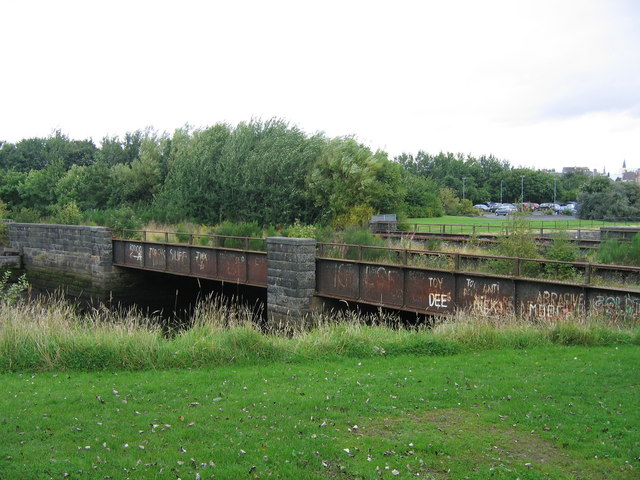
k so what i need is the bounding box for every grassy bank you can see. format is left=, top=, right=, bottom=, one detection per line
left=1, top=346, right=637, bottom=479
left=0, top=295, right=638, bottom=372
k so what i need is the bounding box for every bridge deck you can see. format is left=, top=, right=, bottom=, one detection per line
left=315, top=257, right=640, bottom=321
left=112, top=236, right=640, bottom=321
left=112, top=239, right=267, bottom=287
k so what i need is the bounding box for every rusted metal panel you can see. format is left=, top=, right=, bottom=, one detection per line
left=316, top=260, right=360, bottom=300
left=166, top=246, right=190, bottom=274
left=217, top=250, right=247, bottom=283
left=113, top=240, right=266, bottom=286
left=405, top=270, right=455, bottom=314
left=113, top=240, right=126, bottom=264
left=144, top=244, right=167, bottom=270
left=588, top=288, right=640, bottom=321
left=360, top=264, right=404, bottom=306
left=190, top=248, right=217, bottom=277
left=125, top=242, right=144, bottom=267
left=517, top=280, right=585, bottom=321
left=458, top=275, right=515, bottom=316
left=247, top=252, right=267, bottom=286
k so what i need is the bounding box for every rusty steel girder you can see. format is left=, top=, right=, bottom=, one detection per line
left=113, top=240, right=267, bottom=287
left=316, top=258, right=640, bottom=321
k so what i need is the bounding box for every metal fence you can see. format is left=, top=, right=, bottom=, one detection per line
left=111, top=229, right=267, bottom=251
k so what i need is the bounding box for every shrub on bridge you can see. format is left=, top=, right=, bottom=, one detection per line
left=283, top=220, right=317, bottom=239
left=541, top=232, right=581, bottom=281
left=341, top=227, right=393, bottom=262
left=491, top=214, right=542, bottom=277
left=214, top=221, right=266, bottom=250
left=596, top=234, right=640, bottom=267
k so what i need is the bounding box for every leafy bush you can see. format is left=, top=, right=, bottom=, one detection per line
left=439, top=188, right=479, bottom=216
left=284, top=220, right=317, bottom=239
left=596, top=234, right=640, bottom=266
left=0, top=200, right=9, bottom=245
left=11, top=207, right=43, bottom=224
left=213, top=221, right=265, bottom=250
left=175, top=222, right=192, bottom=243
left=83, top=207, right=143, bottom=231
left=578, top=179, right=640, bottom=220
left=330, top=204, right=375, bottom=230
left=0, top=270, right=28, bottom=304
left=543, top=232, right=581, bottom=280
left=341, top=227, right=392, bottom=261
left=492, top=214, right=541, bottom=276
left=51, top=201, right=83, bottom=225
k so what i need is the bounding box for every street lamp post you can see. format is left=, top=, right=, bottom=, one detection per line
left=500, top=179, right=503, bottom=203
left=462, top=177, right=467, bottom=200
left=520, top=175, right=525, bottom=203
left=553, top=177, right=557, bottom=204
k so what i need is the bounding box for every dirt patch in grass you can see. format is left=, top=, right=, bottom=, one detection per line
left=358, top=408, right=624, bottom=479
left=418, top=408, right=571, bottom=467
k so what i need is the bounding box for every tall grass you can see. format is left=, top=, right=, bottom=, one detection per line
left=1, top=294, right=637, bottom=372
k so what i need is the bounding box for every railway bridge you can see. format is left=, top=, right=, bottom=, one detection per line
left=7, top=223, right=640, bottom=323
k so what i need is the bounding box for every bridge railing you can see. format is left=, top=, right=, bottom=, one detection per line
left=317, top=242, right=640, bottom=290
left=111, top=229, right=267, bottom=251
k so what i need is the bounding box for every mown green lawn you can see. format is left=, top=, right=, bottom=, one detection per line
left=1, top=345, right=638, bottom=479
left=405, top=216, right=638, bottom=235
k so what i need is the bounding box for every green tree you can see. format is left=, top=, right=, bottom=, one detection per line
left=98, top=131, right=143, bottom=166
left=395, top=151, right=511, bottom=204
left=558, top=170, right=591, bottom=202
left=17, top=160, right=65, bottom=214
left=156, top=124, right=231, bottom=223
left=307, top=137, right=404, bottom=226
left=0, top=137, right=47, bottom=171
left=217, top=119, right=324, bottom=225
left=578, top=179, right=640, bottom=220
left=55, top=160, right=114, bottom=210
left=45, top=131, right=97, bottom=169
left=0, top=170, right=28, bottom=210
left=581, top=176, right=612, bottom=194
left=110, top=132, right=167, bottom=206
left=401, top=172, right=443, bottom=218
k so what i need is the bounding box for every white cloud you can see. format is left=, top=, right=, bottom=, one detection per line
left=0, top=0, right=638, bottom=171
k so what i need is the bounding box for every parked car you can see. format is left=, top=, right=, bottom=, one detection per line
left=495, top=206, right=514, bottom=216
left=473, top=204, right=490, bottom=211
left=556, top=204, right=576, bottom=214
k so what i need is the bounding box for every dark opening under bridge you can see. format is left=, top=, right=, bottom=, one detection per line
left=6, top=223, right=640, bottom=323
left=109, top=229, right=640, bottom=323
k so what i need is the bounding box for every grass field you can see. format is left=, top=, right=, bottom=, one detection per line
left=1, top=346, right=638, bottom=479
left=1, top=296, right=638, bottom=479
left=405, top=216, right=640, bottom=235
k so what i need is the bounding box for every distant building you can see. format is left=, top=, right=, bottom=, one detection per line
left=612, top=159, right=640, bottom=183
left=622, top=169, right=640, bottom=184
left=562, top=166, right=592, bottom=175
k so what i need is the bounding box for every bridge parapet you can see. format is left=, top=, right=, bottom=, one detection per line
left=8, top=223, right=640, bottom=323
left=8, top=223, right=127, bottom=298
left=112, top=239, right=267, bottom=286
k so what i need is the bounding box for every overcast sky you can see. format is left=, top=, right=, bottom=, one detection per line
left=1, top=0, right=638, bottom=173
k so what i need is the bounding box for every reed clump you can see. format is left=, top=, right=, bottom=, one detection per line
left=0, top=294, right=637, bottom=372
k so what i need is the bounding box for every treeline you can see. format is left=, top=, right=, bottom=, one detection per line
left=0, top=119, right=636, bottom=228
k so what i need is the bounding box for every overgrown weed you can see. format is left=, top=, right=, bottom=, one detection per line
left=0, top=295, right=637, bottom=372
